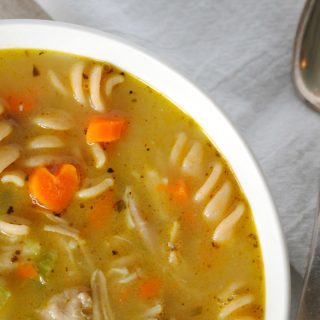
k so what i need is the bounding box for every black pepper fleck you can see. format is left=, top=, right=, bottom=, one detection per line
left=114, top=200, right=126, bottom=213
left=7, top=206, right=14, bottom=214
left=11, top=255, right=18, bottom=263
left=211, top=241, right=219, bottom=248
left=33, top=65, right=40, bottom=77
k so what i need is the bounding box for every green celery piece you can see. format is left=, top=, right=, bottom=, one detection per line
left=23, top=239, right=41, bottom=256
left=0, top=284, right=11, bottom=309
left=37, top=251, right=57, bottom=280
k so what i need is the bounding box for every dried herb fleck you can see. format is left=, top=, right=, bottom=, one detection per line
left=33, top=65, right=40, bottom=77
left=6, top=206, right=14, bottom=214
left=114, top=200, right=126, bottom=213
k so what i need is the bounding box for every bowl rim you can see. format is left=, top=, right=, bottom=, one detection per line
left=0, top=19, right=290, bottom=319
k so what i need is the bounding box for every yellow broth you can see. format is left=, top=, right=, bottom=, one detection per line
left=0, top=49, right=264, bottom=319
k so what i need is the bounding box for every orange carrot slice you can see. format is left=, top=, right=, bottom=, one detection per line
left=28, top=164, right=79, bottom=213
left=16, top=263, right=38, bottom=280
left=86, top=117, right=126, bottom=143
left=139, top=277, right=161, bottom=300
left=88, top=191, right=115, bottom=228
left=158, top=179, right=189, bottom=203
left=6, top=94, right=33, bottom=115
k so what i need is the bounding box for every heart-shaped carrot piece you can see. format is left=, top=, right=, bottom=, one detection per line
left=28, top=164, right=79, bottom=213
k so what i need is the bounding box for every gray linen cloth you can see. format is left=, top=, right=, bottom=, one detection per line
left=0, top=0, right=48, bottom=19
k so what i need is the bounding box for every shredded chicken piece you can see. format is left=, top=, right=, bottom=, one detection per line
left=40, top=287, right=92, bottom=320
left=124, top=186, right=157, bottom=251
left=43, top=222, right=94, bottom=272
left=44, top=224, right=81, bottom=241
left=91, top=270, right=114, bottom=320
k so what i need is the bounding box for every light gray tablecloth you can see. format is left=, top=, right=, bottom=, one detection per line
left=1, top=0, right=313, bottom=318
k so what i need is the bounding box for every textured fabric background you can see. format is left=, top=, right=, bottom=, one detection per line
left=1, top=0, right=315, bottom=317
left=0, top=0, right=48, bottom=19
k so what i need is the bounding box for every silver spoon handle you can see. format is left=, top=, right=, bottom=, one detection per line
left=296, top=199, right=320, bottom=319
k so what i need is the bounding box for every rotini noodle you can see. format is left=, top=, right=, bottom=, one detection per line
left=28, top=135, right=64, bottom=149
left=203, top=180, right=232, bottom=223
left=48, top=70, right=68, bottom=95
left=0, top=120, right=12, bottom=142
left=105, top=74, right=124, bottom=96
left=0, top=170, right=26, bottom=187
left=0, top=145, right=20, bottom=174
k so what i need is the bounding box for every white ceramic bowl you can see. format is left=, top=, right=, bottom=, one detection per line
left=0, top=20, right=290, bottom=319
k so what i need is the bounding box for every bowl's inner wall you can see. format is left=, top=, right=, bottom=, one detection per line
left=0, top=20, right=290, bottom=320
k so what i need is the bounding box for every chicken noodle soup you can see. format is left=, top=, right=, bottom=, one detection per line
left=0, top=49, right=264, bottom=319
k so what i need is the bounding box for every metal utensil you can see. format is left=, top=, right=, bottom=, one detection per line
left=294, top=0, right=320, bottom=112
left=293, top=0, right=320, bottom=318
